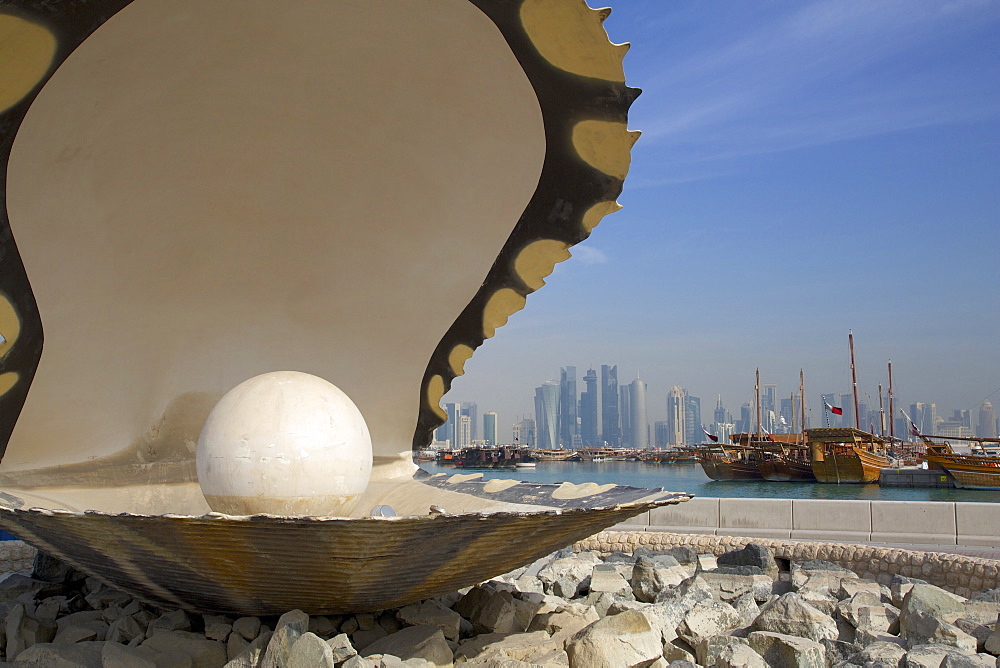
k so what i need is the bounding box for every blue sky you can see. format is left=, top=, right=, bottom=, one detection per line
left=446, top=0, right=1000, bottom=437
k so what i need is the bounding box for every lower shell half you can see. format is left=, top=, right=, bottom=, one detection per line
left=0, top=472, right=689, bottom=615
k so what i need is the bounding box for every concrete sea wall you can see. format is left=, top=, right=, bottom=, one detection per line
left=610, top=497, right=1000, bottom=547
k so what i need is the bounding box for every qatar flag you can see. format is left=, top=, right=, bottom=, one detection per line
left=702, top=427, right=719, bottom=443
left=824, top=400, right=844, bottom=416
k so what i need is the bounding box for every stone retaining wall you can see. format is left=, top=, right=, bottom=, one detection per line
left=576, top=531, right=1000, bottom=599
left=0, top=540, right=35, bottom=575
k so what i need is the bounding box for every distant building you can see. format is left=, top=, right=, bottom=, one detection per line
left=435, top=402, right=462, bottom=446
left=580, top=368, right=599, bottom=447
left=684, top=394, right=701, bottom=447
left=979, top=401, right=998, bottom=439
left=840, top=393, right=854, bottom=428
left=534, top=381, right=560, bottom=449
left=483, top=412, right=498, bottom=446
left=456, top=415, right=472, bottom=449
left=936, top=420, right=973, bottom=439
left=910, top=402, right=936, bottom=436
left=601, top=365, right=620, bottom=447
left=666, top=386, right=686, bottom=446
left=559, top=366, right=578, bottom=449
left=654, top=421, right=670, bottom=448
left=629, top=377, right=648, bottom=449
left=513, top=417, right=535, bottom=447
left=461, top=402, right=478, bottom=442
left=619, top=384, right=631, bottom=447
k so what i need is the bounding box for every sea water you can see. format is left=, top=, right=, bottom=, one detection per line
left=420, top=461, right=1000, bottom=503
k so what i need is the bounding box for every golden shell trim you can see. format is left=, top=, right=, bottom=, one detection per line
left=448, top=344, right=475, bottom=377
left=581, top=200, right=623, bottom=233
left=0, top=14, right=56, bottom=113
left=426, top=375, right=448, bottom=420
left=572, top=120, right=640, bottom=181
left=482, top=288, right=527, bottom=340
left=514, top=239, right=572, bottom=291
left=519, top=0, right=626, bottom=82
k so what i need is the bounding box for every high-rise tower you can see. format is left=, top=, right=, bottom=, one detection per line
left=601, top=365, right=620, bottom=447
left=684, top=394, right=701, bottom=446
left=483, top=412, right=498, bottom=446
left=667, top=386, right=686, bottom=446
left=979, top=401, right=998, bottom=438
left=619, top=384, right=632, bottom=446
left=629, top=377, right=648, bottom=449
left=534, top=381, right=560, bottom=449
left=559, top=366, right=578, bottom=449
left=580, top=368, right=599, bottom=447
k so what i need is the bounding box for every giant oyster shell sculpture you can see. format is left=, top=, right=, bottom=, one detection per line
left=0, top=0, right=689, bottom=614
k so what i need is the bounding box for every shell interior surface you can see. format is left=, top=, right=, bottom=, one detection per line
left=0, top=0, right=677, bottom=614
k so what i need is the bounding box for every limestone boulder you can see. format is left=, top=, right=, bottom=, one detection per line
left=954, top=618, right=993, bottom=653
left=752, top=593, right=840, bottom=642
left=8, top=640, right=106, bottom=666
left=142, top=629, right=227, bottom=667
left=589, top=564, right=632, bottom=597
left=287, top=632, right=335, bottom=668
left=748, top=631, right=826, bottom=668
left=676, top=599, right=742, bottom=647
left=360, top=625, right=453, bottom=667
left=695, top=634, right=751, bottom=667
left=101, top=641, right=159, bottom=668
left=326, top=633, right=358, bottom=664
left=226, top=629, right=272, bottom=668
left=940, top=653, right=1000, bottom=667
left=537, top=554, right=599, bottom=595
left=527, top=604, right=599, bottom=646
left=715, top=638, right=768, bottom=668
left=565, top=610, right=661, bottom=668
left=717, top=543, right=778, bottom=577
left=456, top=630, right=562, bottom=665
left=699, top=571, right=773, bottom=604
left=902, top=585, right=967, bottom=628
left=838, top=591, right=900, bottom=634
left=849, top=639, right=906, bottom=667
left=398, top=601, right=465, bottom=641
left=984, top=617, right=1000, bottom=655
left=232, top=616, right=261, bottom=641
left=901, top=612, right=977, bottom=652
left=903, top=643, right=968, bottom=668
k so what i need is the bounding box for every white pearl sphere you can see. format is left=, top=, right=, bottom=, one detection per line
left=196, top=371, right=373, bottom=516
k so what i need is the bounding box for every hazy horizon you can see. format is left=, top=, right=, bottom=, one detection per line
left=441, top=0, right=999, bottom=438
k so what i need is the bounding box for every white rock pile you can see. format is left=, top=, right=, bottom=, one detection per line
left=0, top=545, right=998, bottom=667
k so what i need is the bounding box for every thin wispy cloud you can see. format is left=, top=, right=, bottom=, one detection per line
left=623, top=0, right=1000, bottom=164
left=567, top=245, right=608, bottom=266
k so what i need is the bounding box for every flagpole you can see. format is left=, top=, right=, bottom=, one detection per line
left=849, top=331, right=861, bottom=430
left=799, top=369, right=806, bottom=444
left=888, top=360, right=895, bottom=440
left=755, top=368, right=761, bottom=441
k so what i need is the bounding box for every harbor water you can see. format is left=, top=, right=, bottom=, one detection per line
left=419, top=461, right=1000, bottom=503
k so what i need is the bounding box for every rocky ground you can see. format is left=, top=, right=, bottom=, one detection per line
left=0, top=543, right=998, bottom=667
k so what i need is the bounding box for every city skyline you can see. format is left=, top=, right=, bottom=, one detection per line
left=437, top=0, right=999, bottom=442
left=437, top=362, right=998, bottom=447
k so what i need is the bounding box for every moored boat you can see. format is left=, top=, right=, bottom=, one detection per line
left=755, top=443, right=816, bottom=481
left=807, top=427, right=891, bottom=483
left=695, top=443, right=763, bottom=480
left=531, top=448, right=577, bottom=461
left=920, top=435, right=1000, bottom=490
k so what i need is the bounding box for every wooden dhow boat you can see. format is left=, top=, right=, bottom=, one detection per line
left=755, top=442, right=816, bottom=482
left=695, top=443, right=763, bottom=480
left=920, top=435, right=1000, bottom=490
left=753, top=370, right=816, bottom=481
left=807, top=427, right=892, bottom=484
